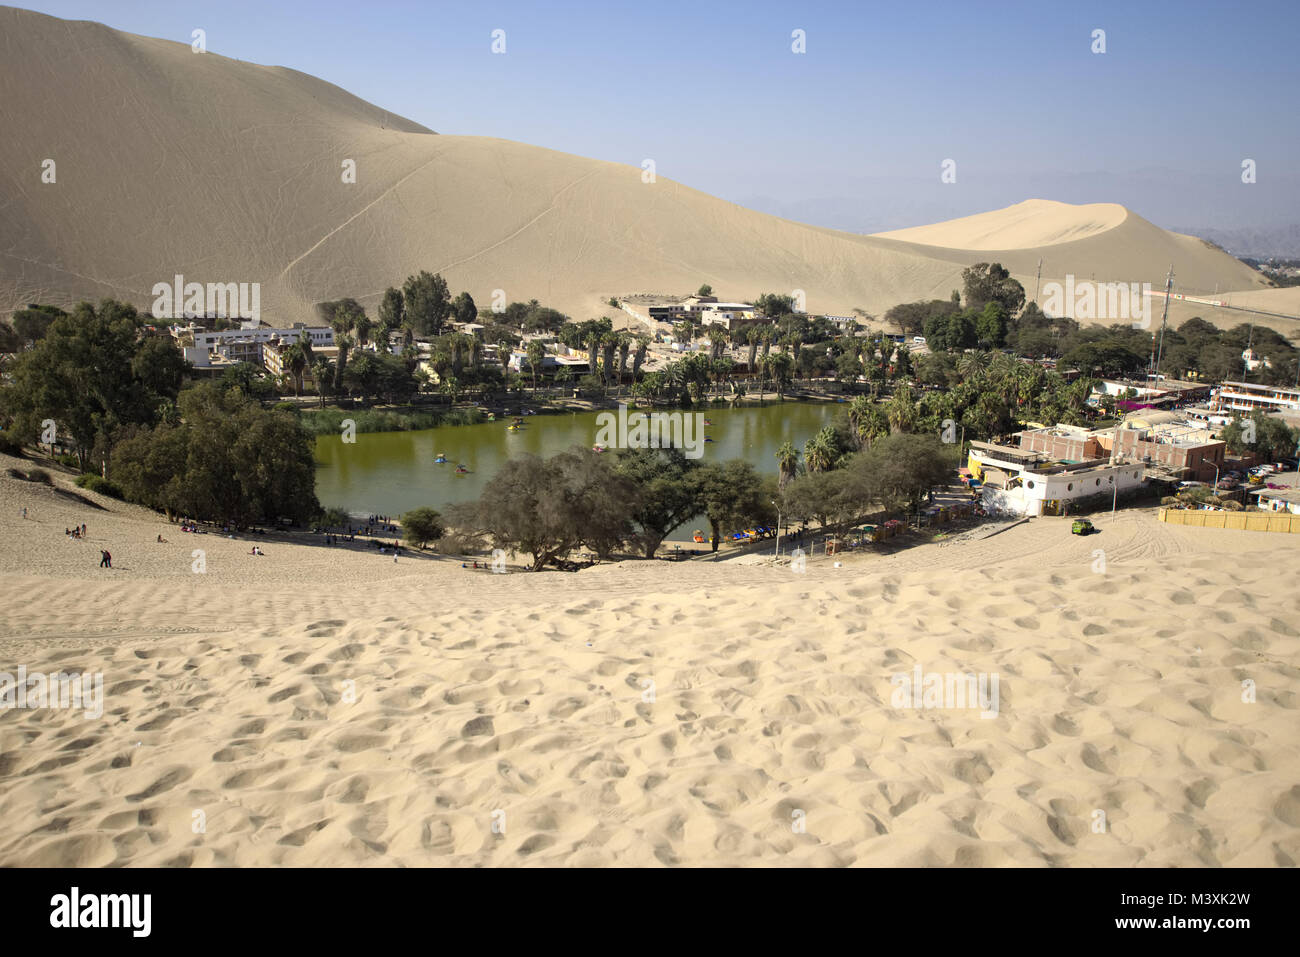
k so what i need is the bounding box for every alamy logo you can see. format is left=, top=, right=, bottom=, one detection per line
left=0, top=666, right=103, bottom=719
left=890, top=665, right=999, bottom=719
left=50, top=887, right=151, bottom=937
left=593, top=404, right=706, bottom=459
left=151, top=274, right=260, bottom=322
left=1041, top=274, right=1152, bottom=326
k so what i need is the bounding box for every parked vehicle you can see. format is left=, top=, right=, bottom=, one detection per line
left=1071, top=519, right=1095, bottom=535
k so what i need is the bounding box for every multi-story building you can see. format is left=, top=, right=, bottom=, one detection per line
left=967, top=439, right=1145, bottom=517
left=1210, top=380, right=1300, bottom=415
left=172, top=322, right=333, bottom=368
left=1017, top=413, right=1225, bottom=482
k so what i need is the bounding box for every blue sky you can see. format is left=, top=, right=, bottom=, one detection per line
left=17, top=0, right=1300, bottom=236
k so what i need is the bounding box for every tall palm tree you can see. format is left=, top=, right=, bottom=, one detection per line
left=616, top=334, right=631, bottom=387
left=312, top=357, right=333, bottom=407
left=631, top=335, right=650, bottom=380
left=886, top=383, right=917, bottom=433
left=804, top=428, right=837, bottom=473
left=775, top=441, right=800, bottom=487
left=332, top=333, right=354, bottom=395
left=284, top=342, right=306, bottom=397
left=846, top=395, right=874, bottom=449
left=601, top=332, right=619, bottom=389
left=707, top=325, right=728, bottom=361
left=526, top=339, right=545, bottom=392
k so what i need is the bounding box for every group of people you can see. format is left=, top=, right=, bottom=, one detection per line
left=249, top=545, right=265, bottom=556
left=65, top=523, right=87, bottom=539
left=360, top=516, right=397, bottom=536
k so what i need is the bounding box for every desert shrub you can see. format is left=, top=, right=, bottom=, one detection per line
left=57, top=453, right=80, bottom=469
left=75, top=473, right=123, bottom=498
left=318, top=506, right=351, bottom=528
left=0, top=433, right=24, bottom=457
left=25, top=468, right=52, bottom=485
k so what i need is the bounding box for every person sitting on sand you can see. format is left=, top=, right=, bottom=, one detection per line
left=157, top=534, right=167, bottom=543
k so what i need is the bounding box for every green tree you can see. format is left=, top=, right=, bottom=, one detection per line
left=401, top=507, right=445, bottom=548
left=615, top=447, right=700, bottom=558
left=693, top=460, right=774, bottom=551
left=775, top=440, right=800, bottom=487
left=403, top=271, right=451, bottom=338
left=962, top=262, right=1025, bottom=316
left=0, top=299, right=173, bottom=470
left=378, top=287, right=405, bottom=342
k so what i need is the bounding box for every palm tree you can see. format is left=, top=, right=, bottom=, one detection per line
left=804, top=427, right=837, bottom=473
left=616, top=333, right=631, bottom=388
left=886, top=383, right=917, bottom=433
left=329, top=301, right=362, bottom=393
left=769, top=352, right=794, bottom=401
left=354, top=314, right=374, bottom=350
left=957, top=350, right=990, bottom=382
left=332, top=333, right=354, bottom=395
left=707, top=325, right=728, bottom=361
left=284, top=342, right=306, bottom=397
left=857, top=404, right=889, bottom=450
left=846, top=395, right=875, bottom=449
left=312, top=357, right=333, bottom=408
left=631, top=335, right=650, bottom=380
left=775, top=441, right=800, bottom=487
left=526, top=339, right=546, bottom=392
left=601, top=332, right=619, bottom=389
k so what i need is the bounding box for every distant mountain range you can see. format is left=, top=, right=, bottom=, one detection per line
left=1171, top=225, right=1300, bottom=261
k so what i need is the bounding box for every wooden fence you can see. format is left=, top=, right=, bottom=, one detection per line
left=1157, top=508, right=1300, bottom=533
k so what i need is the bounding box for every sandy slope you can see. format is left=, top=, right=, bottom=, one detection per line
left=0, top=461, right=1296, bottom=867
left=873, top=200, right=1131, bottom=250
left=0, top=6, right=1271, bottom=329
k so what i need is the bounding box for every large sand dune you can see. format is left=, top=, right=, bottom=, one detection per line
left=0, top=6, right=1272, bottom=328
left=0, top=462, right=1297, bottom=866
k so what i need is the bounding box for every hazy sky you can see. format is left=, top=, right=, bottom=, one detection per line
left=18, top=0, right=1300, bottom=236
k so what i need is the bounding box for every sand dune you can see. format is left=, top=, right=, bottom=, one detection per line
left=0, top=6, right=1272, bottom=329
left=0, top=460, right=1296, bottom=866
left=873, top=200, right=1131, bottom=250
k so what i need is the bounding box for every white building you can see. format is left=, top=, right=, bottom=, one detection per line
left=1211, top=381, right=1300, bottom=415
left=172, top=323, right=334, bottom=368
left=969, top=440, right=1145, bottom=517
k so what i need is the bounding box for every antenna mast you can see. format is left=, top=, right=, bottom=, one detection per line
left=1152, top=264, right=1174, bottom=383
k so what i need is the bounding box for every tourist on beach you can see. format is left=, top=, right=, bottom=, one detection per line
left=99, top=549, right=111, bottom=568
left=22, top=508, right=27, bottom=520
left=81, top=523, right=86, bottom=537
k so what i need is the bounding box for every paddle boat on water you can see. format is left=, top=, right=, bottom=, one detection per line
left=703, top=418, right=713, bottom=426
left=592, top=443, right=607, bottom=453
left=434, top=453, right=448, bottom=464
left=507, top=424, right=522, bottom=432
left=455, top=464, right=470, bottom=474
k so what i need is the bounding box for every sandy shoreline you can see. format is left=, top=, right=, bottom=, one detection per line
left=0, top=460, right=1297, bottom=866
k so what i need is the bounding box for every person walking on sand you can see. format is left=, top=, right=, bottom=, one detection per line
left=81, top=523, right=86, bottom=537
left=99, top=549, right=111, bottom=568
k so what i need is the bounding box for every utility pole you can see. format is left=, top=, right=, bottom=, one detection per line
left=1034, top=258, right=1043, bottom=305
left=1242, top=321, right=1254, bottom=382
left=1152, top=265, right=1174, bottom=383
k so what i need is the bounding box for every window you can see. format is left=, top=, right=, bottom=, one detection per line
left=1027, top=480, right=1035, bottom=490
left=1067, top=483, right=1073, bottom=491
left=1096, top=478, right=1101, bottom=486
